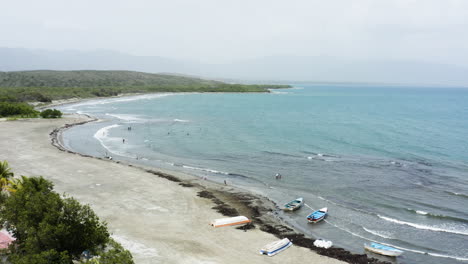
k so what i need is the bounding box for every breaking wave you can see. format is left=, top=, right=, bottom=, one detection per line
left=406, top=208, right=468, bottom=223
left=378, top=215, right=468, bottom=236
left=327, top=221, right=468, bottom=261
left=180, top=165, right=229, bottom=175
left=363, top=227, right=393, bottom=239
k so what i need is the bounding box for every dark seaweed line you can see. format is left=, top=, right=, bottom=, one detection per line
left=197, top=190, right=390, bottom=264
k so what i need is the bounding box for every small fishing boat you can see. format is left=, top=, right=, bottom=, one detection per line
left=283, top=197, right=304, bottom=211
left=259, top=238, right=292, bottom=256
left=306, top=207, right=328, bottom=223
left=364, top=243, right=403, bottom=257
left=210, top=216, right=250, bottom=228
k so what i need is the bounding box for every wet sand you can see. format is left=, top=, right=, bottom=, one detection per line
left=0, top=115, right=386, bottom=264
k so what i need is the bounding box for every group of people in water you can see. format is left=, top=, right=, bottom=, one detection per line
left=116, top=126, right=284, bottom=186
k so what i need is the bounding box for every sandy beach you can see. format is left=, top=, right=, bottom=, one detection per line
left=0, top=115, right=347, bottom=264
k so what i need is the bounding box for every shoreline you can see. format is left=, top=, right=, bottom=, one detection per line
left=50, top=112, right=389, bottom=264
left=35, top=88, right=286, bottom=110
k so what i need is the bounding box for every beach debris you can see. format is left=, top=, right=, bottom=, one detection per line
left=210, top=216, right=251, bottom=227
left=260, top=238, right=292, bottom=256
left=314, top=239, right=333, bottom=249
left=0, top=229, right=15, bottom=249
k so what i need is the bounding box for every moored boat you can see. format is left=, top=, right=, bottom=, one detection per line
left=282, top=197, right=304, bottom=211
left=306, top=207, right=328, bottom=223
left=259, top=238, right=292, bottom=256
left=364, top=243, right=403, bottom=257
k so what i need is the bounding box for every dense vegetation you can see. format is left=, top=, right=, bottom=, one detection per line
left=0, top=161, right=134, bottom=264
left=0, top=102, right=38, bottom=117
left=0, top=70, right=291, bottom=102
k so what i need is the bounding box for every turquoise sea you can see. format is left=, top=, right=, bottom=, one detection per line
left=59, top=84, right=468, bottom=263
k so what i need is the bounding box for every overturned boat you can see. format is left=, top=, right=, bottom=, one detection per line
left=260, top=238, right=293, bottom=256
left=364, top=243, right=403, bottom=257
left=282, top=197, right=304, bottom=211
left=210, top=216, right=250, bottom=228
left=306, top=207, right=328, bottom=223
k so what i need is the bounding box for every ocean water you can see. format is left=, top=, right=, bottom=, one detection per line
left=59, top=84, right=468, bottom=263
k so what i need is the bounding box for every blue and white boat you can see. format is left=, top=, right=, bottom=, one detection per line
left=306, top=207, right=328, bottom=223
left=364, top=243, right=403, bottom=257
left=282, top=198, right=304, bottom=211
left=259, top=238, right=292, bottom=256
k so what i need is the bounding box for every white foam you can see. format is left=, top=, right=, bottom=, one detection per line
left=173, top=119, right=190, bottom=123
left=326, top=220, right=468, bottom=261
left=93, top=124, right=137, bottom=159
left=69, top=93, right=175, bottom=109
left=94, top=124, right=121, bottom=145
left=378, top=215, right=468, bottom=236
left=112, top=235, right=159, bottom=258
left=105, top=113, right=148, bottom=122
left=386, top=245, right=468, bottom=261
left=416, top=210, right=428, bottom=215
left=363, top=227, right=393, bottom=239
left=181, top=165, right=229, bottom=175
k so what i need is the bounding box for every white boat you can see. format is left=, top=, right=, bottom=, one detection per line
left=306, top=207, right=328, bottom=223
left=282, top=198, right=304, bottom=211
left=210, top=216, right=250, bottom=228
left=364, top=243, right=403, bottom=257
left=259, top=238, right=292, bottom=256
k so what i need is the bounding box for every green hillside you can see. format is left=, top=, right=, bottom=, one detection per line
left=0, top=70, right=290, bottom=102
left=0, top=70, right=223, bottom=88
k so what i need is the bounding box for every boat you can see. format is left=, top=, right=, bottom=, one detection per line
left=306, top=207, right=328, bottom=223
left=259, top=238, right=292, bottom=256
left=210, top=216, right=250, bottom=228
left=282, top=197, right=304, bottom=211
left=364, top=243, right=403, bottom=257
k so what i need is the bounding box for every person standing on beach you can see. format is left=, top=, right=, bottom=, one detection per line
left=122, top=138, right=125, bottom=143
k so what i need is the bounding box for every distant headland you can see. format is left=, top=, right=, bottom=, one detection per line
left=0, top=70, right=291, bottom=103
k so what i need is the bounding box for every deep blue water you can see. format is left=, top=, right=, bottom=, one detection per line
left=59, top=84, right=468, bottom=263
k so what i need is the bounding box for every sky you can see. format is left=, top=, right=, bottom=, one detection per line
left=1, top=0, right=468, bottom=66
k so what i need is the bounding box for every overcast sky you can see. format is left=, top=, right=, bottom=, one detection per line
left=1, top=0, right=468, bottom=65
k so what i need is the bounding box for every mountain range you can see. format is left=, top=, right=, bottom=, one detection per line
left=1, top=47, right=468, bottom=87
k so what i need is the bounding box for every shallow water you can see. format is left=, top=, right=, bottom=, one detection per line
left=59, top=84, right=468, bottom=263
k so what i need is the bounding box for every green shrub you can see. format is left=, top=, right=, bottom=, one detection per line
left=40, top=109, right=62, bottom=118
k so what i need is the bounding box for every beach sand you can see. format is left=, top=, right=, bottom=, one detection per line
left=0, top=115, right=346, bottom=264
